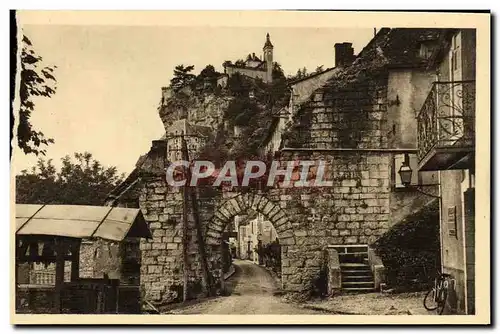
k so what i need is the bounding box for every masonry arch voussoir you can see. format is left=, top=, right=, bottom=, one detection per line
left=206, top=192, right=295, bottom=247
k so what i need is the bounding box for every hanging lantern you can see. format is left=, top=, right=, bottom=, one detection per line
left=28, top=241, right=40, bottom=262
left=41, top=239, right=56, bottom=267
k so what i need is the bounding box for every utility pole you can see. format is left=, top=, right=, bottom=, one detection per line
left=181, top=134, right=190, bottom=302
left=180, top=134, right=213, bottom=297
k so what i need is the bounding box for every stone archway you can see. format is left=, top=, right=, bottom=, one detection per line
left=204, top=192, right=295, bottom=289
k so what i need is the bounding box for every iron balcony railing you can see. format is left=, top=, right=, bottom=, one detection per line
left=417, top=80, right=475, bottom=162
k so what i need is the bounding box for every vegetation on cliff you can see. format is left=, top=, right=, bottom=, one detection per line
left=163, top=62, right=290, bottom=165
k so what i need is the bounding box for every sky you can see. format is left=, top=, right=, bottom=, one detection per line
left=14, top=23, right=374, bottom=175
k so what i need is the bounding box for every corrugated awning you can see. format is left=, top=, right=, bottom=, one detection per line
left=16, top=204, right=152, bottom=242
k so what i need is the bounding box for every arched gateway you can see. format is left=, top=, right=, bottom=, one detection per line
left=204, top=192, right=295, bottom=289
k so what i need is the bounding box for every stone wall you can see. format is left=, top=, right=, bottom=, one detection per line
left=138, top=176, right=221, bottom=303
left=138, top=71, right=400, bottom=302
left=302, top=74, right=389, bottom=150
left=225, top=66, right=270, bottom=83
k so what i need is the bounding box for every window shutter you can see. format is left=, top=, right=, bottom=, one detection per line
left=447, top=206, right=458, bottom=237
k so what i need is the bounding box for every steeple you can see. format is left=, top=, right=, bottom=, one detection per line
left=263, top=33, right=274, bottom=50
left=263, top=33, right=274, bottom=83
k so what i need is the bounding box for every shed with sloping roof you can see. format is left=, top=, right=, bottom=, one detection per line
left=15, top=204, right=151, bottom=314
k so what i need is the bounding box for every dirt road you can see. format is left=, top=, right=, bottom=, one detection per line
left=165, top=259, right=324, bottom=314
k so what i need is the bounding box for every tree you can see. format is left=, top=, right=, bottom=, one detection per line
left=227, top=72, right=251, bottom=97
left=196, top=64, right=221, bottom=91
left=16, top=152, right=124, bottom=206
left=18, top=35, right=56, bottom=156
left=301, top=67, right=308, bottom=77
left=315, top=65, right=324, bottom=73
left=170, top=64, right=196, bottom=92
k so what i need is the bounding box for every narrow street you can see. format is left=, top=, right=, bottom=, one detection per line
left=164, top=259, right=325, bottom=314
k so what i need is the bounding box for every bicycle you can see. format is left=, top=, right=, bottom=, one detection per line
left=423, top=273, right=453, bottom=315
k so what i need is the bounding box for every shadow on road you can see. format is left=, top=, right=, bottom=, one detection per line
left=222, top=263, right=244, bottom=296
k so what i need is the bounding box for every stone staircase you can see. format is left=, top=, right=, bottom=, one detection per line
left=333, top=245, right=375, bottom=293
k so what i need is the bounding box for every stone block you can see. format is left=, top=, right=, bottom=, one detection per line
left=344, top=207, right=356, bottom=214
left=341, top=179, right=357, bottom=187
left=162, top=236, right=174, bottom=243
left=346, top=222, right=360, bottom=229
left=327, top=229, right=339, bottom=237
left=280, top=194, right=292, bottom=201
left=145, top=214, right=159, bottom=222
left=339, top=229, right=350, bottom=236
left=344, top=236, right=358, bottom=244
left=257, top=197, right=269, bottom=211
left=283, top=283, right=304, bottom=292
left=338, top=214, right=350, bottom=222
left=376, top=214, right=389, bottom=221
left=361, top=179, right=371, bottom=187
left=154, top=187, right=167, bottom=194
left=351, top=228, right=363, bottom=236
left=152, top=243, right=166, bottom=250
left=148, top=222, right=162, bottom=230
left=153, top=229, right=165, bottom=237
left=350, top=214, right=364, bottom=221
left=158, top=214, right=170, bottom=223
left=147, top=194, right=165, bottom=201
left=263, top=201, right=275, bottom=215
left=148, top=265, right=163, bottom=274
left=273, top=215, right=288, bottom=227
left=280, top=237, right=295, bottom=245
left=336, top=222, right=346, bottom=229
left=339, top=187, right=350, bottom=194
left=140, top=242, right=152, bottom=251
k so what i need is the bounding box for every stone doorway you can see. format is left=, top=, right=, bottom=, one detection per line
left=204, top=192, right=295, bottom=289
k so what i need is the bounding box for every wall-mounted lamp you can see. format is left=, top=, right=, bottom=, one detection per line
left=398, top=153, right=441, bottom=199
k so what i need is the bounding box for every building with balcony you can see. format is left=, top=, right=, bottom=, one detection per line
left=416, top=29, right=476, bottom=314
left=261, top=28, right=473, bottom=297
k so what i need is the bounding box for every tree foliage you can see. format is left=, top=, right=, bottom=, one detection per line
left=195, top=64, right=222, bottom=92
left=170, top=64, right=196, bottom=92
left=371, top=201, right=441, bottom=291
left=16, top=152, right=124, bottom=205
left=18, top=35, right=56, bottom=156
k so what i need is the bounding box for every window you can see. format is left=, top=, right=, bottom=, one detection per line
left=419, top=42, right=434, bottom=59
left=450, top=33, right=461, bottom=75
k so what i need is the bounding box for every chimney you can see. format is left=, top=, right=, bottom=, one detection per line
left=334, top=42, right=355, bottom=67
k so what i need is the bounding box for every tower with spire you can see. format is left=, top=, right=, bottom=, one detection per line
left=221, top=33, right=276, bottom=84
left=263, top=33, right=274, bottom=83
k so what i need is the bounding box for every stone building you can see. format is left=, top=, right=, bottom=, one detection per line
left=164, top=119, right=211, bottom=162
left=222, top=33, right=274, bottom=83
left=237, top=213, right=278, bottom=262
left=101, top=29, right=475, bottom=308
left=413, top=29, right=476, bottom=314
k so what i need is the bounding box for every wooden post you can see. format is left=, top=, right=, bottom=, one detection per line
left=181, top=134, right=190, bottom=302
left=180, top=134, right=213, bottom=297
left=54, top=238, right=65, bottom=313
left=14, top=239, right=19, bottom=311
left=70, top=240, right=80, bottom=281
